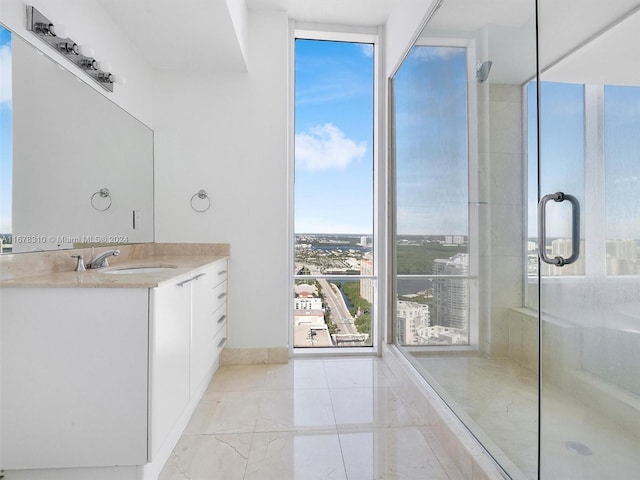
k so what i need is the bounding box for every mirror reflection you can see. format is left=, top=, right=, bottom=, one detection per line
left=0, top=26, right=153, bottom=254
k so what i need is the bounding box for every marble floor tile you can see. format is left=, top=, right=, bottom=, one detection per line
left=415, top=355, right=538, bottom=478
left=323, top=357, right=397, bottom=388
left=207, top=364, right=268, bottom=392
left=245, top=431, right=347, bottom=480
left=264, top=360, right=328, bottom=390
left=184, top=390, right=263, bottom=435
left=339, top=427, right=452, bottom=480
left=330, top=386, right=417, bottom=430
left=420, top=428, right=467, bottom=479
left=160, top=357, right=476, bottom=480
left=159, top=433, right=251, bottom=480
left=255, top=389, right=336, bottom=432
left=539, top=387, right=640, bottom=480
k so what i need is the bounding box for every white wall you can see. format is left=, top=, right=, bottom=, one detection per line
left=384, top=0, right=438, bottom=78
left=153, top=10, right=289, bottom=349
left=0, top=0, right=153, bottom=126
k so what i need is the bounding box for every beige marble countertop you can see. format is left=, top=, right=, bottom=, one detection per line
left=0, top=255, right=228, bottom=288
left=0, top=243, right=229, bottom=288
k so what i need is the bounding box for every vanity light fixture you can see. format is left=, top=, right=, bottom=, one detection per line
left=26, top=6, right=121, bottom=92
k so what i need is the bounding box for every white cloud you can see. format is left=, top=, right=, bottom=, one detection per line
left=0, top=45, right=11, bottom=107
left=295, top=123, right=366, bottom=171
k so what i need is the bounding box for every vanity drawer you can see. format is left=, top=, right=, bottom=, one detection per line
left=211, top=326, right=228, bottom=362
left=213, top=304, right=227, bottom=337
left=198, top=321, right=227, bottom=374
left=213, top=261, right=228, bottom=285
left=211, top=281, right=227, bottom=313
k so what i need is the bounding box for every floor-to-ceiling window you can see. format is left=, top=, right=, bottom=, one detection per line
left=392, top=43, right=473, bottom=348
left=291, top=31, right=378, bottom=349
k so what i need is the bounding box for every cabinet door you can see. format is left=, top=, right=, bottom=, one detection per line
left=149, top=279, right=191, bottom=458
left=190, top=261, right=228, bottom=394
left=0, top=288, right=148, bottom=469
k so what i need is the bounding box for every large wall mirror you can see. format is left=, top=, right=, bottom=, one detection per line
left=0, top=25, right=153, bottom=254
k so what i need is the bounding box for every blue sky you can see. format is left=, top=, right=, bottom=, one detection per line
left=294, top=39, right=373, bottom=235
left=294, top=41, right=470, bottom=236
left=0, top=25, right=11, bottom=234
left=393, top=46, right=468, bottom=236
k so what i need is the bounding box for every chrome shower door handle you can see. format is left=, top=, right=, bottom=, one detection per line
left=538, top=192, right=580, bottom=266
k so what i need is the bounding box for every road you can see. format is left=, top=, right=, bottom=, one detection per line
left=297, top=264, right=367, bottom=346
left=317, top=278, right=367, bottom=346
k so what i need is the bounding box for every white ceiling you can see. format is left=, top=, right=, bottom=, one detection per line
left=418, top=0, right=640, bottom=86
left=542, top=3, right=640, bottom=86
left=97, top=0, right=248, bottom=71
left=96, top=0, right=640, bottom=84
left=97, top=0, right=397, bottom=72
left=246, top=0, right=395, bottom=26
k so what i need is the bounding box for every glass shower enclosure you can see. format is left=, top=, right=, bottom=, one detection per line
left=390, top=0, right=640, bottom=478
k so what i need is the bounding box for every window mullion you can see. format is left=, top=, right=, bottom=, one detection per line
left=584, top=84, right=606, bottom=277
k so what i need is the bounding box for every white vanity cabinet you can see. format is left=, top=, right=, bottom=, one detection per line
left=0, top=257, right=229, bottom=479
left=148, top=259, right=228, bottom=458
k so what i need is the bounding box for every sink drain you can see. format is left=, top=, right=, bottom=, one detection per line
left=565, top=441, right=593, bottom=456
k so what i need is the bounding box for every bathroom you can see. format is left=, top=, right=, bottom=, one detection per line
left=1, top=0, right=639, bottom=478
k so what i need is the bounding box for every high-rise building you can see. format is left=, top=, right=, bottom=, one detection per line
left=396, top=300, right=430, bottom=345
left=606, top=239, right=639, bottom=275
left=540, top=239, right=585, bottom=276
left=360, top=252, right=374, bottom=303
left=432, top=253, right=469, bottom=330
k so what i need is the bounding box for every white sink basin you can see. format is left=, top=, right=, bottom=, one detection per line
left=100, top=266, right=178, bottom=274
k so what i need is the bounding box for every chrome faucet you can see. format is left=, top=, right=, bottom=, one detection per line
left=88, top=249, right=120, bottom=269
left=70, top=254, right=86, bottom=272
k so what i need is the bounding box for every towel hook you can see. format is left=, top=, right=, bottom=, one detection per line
left=190, top=189, right=211, bottom=212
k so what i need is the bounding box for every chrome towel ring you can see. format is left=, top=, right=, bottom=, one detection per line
left=91, top=188, right=112, bottom=211
left=190, top=189, right=211, bottom=212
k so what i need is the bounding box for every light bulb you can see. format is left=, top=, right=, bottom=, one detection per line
left=96, top=61, right=112, bottom=73
left=113, top=75, right=127, bottom=85
left=50, top=24, right=69, bottom=38
left=78, top=44, right=94, bottom=57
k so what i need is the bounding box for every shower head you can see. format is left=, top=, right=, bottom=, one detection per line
left=476, top=61, right=493, bottom=83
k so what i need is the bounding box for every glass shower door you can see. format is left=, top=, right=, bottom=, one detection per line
left=537, top=1, right=640, bottom=478
left=391, top=0, right=539, bottom=478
